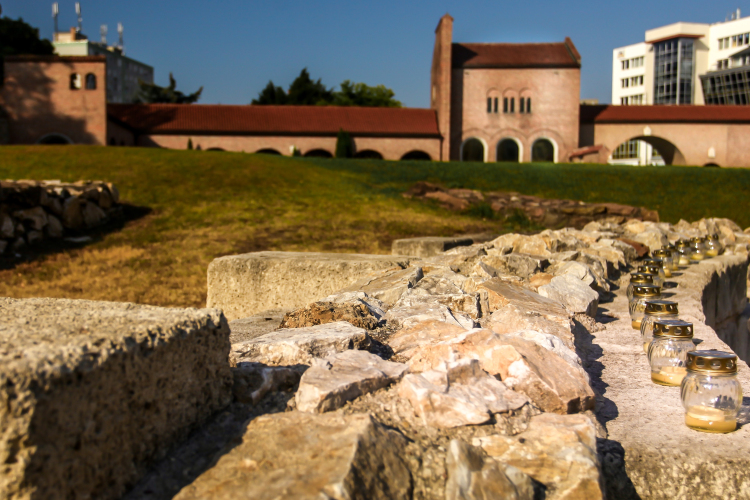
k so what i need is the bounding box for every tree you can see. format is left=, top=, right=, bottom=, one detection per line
left=335, top=129, right=354, bottom=158
left=134, top=73, right=202, bottom=104
left=0, top=17, right=54, bottom=57
left=251, top=69, right=400, bottom=107
left=332, top=81, right=401, bottom=107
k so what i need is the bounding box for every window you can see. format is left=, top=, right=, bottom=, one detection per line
left=519, top=97, right=525, bottom=113
left=653, top=38, right=694, bottom=104
left=70, top=73, right=82, bottom=90
left=85, top=73, right=97, bottom=90
left=494, top=97, right=498, bottom=113
left=526, top=98, right=531, bottom=113
left=622, top=60, right=629, bottom=70
left=510, top=97, right=515, bottom=113
left=487, top=97, right=492, bottom=113
left=503, top=97, right=508, bottom=113
left=612, top=139, right=640, bottom=159
left=621, top=97, right=628, bottom=105
left=622, top=78, right=629, bottom=88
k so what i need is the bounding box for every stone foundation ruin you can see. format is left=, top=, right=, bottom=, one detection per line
left=2, top=217, right=750, bottom=499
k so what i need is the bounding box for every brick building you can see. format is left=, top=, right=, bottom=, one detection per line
left=430, top=14, right=582, bottom=163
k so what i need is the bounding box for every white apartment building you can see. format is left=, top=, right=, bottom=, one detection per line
left=53, top=28, right=153, bottom=103
left=610, top=10, right=750, bottom=164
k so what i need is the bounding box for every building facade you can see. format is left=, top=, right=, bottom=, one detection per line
left=53, top=27, right=154, bottom=103
left=431, top=15, right=581, bottom=163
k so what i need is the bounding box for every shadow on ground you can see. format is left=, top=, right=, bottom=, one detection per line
left=0, top=203, right=152, bottom=271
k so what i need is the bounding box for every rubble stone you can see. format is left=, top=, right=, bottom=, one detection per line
left=339, top=266, right=423, bottom=307
left=538, top=274, right=599, bottom=316
left=232, top=362, right=301, bottom=405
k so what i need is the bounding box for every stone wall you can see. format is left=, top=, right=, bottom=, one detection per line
left=0, top=179, right=121, bottom=257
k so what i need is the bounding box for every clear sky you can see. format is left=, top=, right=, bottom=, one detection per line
left=4, top=0, right=745, bottom=106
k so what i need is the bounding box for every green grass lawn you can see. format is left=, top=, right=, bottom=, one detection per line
left=1, top=145, right=749, bottom=308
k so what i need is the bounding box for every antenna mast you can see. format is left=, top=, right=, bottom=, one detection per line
left=100, top=24, right=107, bottom=44
left=118, top=22, right=124, bottom=52
left=75, top=2, right=82, bottom=33
left=52, top=3, right=59, bottom=37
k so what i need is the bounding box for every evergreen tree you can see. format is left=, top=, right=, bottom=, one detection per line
left=134, top=73, right=202, bottom=104
left=187, top=138, right=193, bottom=150
left=335, top=129, right=354, bottom=158
left=0, top=17, right=54, bottom=57
left=286, top=68, right=333, bottom=105
left=252, top=81, right=288, bottom=105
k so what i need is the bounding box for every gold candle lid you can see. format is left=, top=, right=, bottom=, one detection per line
left=686, top=350, right=738, bottom=374
left=630, top=272, right=654, bottom=284
left=633, top=284, right=661, bottom=297
left=675, top=239, right=689, bottom=249
left=642, top=258, right=664, bottom=267
left=653, top=249, right=671, bottom=259
left=637, top=264, right=661, bottom=275
left=708, top=233, right=720, bottom=241
left=644, top=300, right=678, bottom=316
left=662, top=243, right=676, bottom=251
left=690, top=236, right=705, bottom=243
left=652, top=319, right=693, bottom=338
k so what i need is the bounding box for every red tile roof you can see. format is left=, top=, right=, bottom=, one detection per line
left=107, top=104, right=441, bottom=137
left=452, top=38, right=581, bottom=69
left=580, top=104, right=750, bottom=124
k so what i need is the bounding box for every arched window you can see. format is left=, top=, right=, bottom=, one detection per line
left=37, top=133, right=72, bottom=145
left=354, top=150, right=383, bottom=159
left=496, top=139, right=520, bottom=162
left=531, top=138, right=555, bottom=162
left=256, top=148, right=281, bottom=155
left=70, top=73, right=82, bottom=90
left=400, top=150, right=431, bottom=161
left=486, top=89, right=499, bottom=114
left=303, top=149, right=333, bottom=158
left=461, top=138, right=485, bottom=162
left=85, top=73, right=97, bottom=90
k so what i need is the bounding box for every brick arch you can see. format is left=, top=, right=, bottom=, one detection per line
left=527, top=129, right=566, bottom=163
left=606, top=134, right=686, bottom=166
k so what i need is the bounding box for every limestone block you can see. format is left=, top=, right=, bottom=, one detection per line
left=496, top=253, right=549, bottom=279
left=387, top=320, right=468, bottom=359
left=391, top=236, right=473, bottom=258
left=397, top=359, right=528, bottom=428
left=232, top=362, right=300, bottom=405
left=385, top=299, right=476, bottom=330
left=207, top=251, right=414, bottom=320
left=174, top=412, right=412, bottom=500
left=630, top=228, right=668, bottom=252
left=339, top=266, right=423, bottom=308
left=0, top=297, right=232, bottom=500
left=230, top=321, right=371, bottom=367
left=474, top=413, right=603, bottom=500
left=538, top=274, right=600, bottom=316
left=549, top=260, right=598, bottom=288
left=445, top=439, right=534, bottom=500
left=505, top=330, right=585, bottom=375
left=527, top=272, right=553, bottom=290
left=295, top=350, right=408, bottom=413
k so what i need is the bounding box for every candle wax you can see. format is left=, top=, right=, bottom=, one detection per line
left=685, top=406, right=737, bottom=433
left=664, top=269, right=672, bottom=278
left=632, top=319, right=642, bottom=330
left=643, top=342, right=651, bottom=353
left=651, top=366, right=686, bottom=386
left=691, top=254, right=705, bottom=261
left=706, top=249, right=719, bottom=258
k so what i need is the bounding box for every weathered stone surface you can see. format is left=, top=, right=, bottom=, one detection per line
left=527, top=272, right=553, bottom=290
left=0, top=297, right=232, bottom=500
left=474, top=413, right=603, bottom=500
left=228, top=309, right=286, bottom=344
left=496, top=253, right=549, bottom=279
left=549, top=260, right=599, bottom=288
left=445, top=439, right=534, bottom=500
left=392, top=236, right=474, bottom=258
left=385, top=299, right=476, bottom=331
left=207, top=251, right=414, bottom=320
left=13, top=206, right=47, bottom=230
left=174, top=412, right=412, bottom=500
left=296, top=350, right=408, bottom=412
left=279, top=298, right=382, bottom=330
left=538, top=274, right=600, bottom=316
left=504, top=330, right=585, bottom=375
left=338, top=266, right=423, bottom=307
left=398, top=359, right=528, bottom=428
left=45, top=214, right=64, bottom=238
left=0, top=213, right=14, bottom=238
left=232, top=362, right=300, bottom=405
left=388, top=320, right=467, bottom=359
left=230, top=321, right=370, bottom=366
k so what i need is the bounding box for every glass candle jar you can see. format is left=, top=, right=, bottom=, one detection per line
left=637, top=264, right=664, bottom=288
left=640, top=300, right=679, bottom=352
left=675, top=239, right=692, bottom=266
left=690, top=238, right=706, bottom=262
left=629, top=284, right=662, bottom=330
left=648, top=319, right=695, bottom=386
left=662, top=245, right=680, bottom=271
left=681, top=350, right=743, bottom=433
left=650, top=252, right=673, bottom=278
left=705, top=234, right=721, bottom=258
left=627, top=272, right=655, bottom=301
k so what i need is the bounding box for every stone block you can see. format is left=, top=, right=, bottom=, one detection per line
left=174, top=412, right=412, bottom=500
left=207, top=251, right=414, bottom=320
left=538, top=274, right=600, bottom=316
left=0, top=297, right=232, bottom=500
left=391, top=236, right=474, bottom=258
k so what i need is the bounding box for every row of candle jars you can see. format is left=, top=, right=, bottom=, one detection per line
left=672, top=234, right=723, bottom=264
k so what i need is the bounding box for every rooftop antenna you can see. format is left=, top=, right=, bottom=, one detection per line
left=737, top=8, right=742, bottom=19
left=75, top=2, right=82, bottom=33
left=117, top=22, right=124, bottom=52
left=100, top=24, right=107, bottom=44
left=52, top=3, right=58, bottom=36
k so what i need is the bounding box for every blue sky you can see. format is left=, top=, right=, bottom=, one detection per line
left=4, top=0, right=744, bottom=106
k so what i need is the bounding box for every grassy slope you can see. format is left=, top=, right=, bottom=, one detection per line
left=1, top=145, right=749, bottom=308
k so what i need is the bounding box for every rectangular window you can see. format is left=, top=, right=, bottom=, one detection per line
left=622, top=60, right=629, bottom=70
left=621, top=96, right=628, bottom=105
left=622, top=78, right=629, bottom=88
left=503, top=97, right=508, bottom=113
left=733, top=36, right=738, bottom=47
left=510, top=97, right=515, bottom=113
left=487, top=97, right=492, bottom=113
left=526, top=98, right=531, bottom=113
left=494, top=97, right=498, bottom=113
left=520, top=97, right=525, bottom=113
